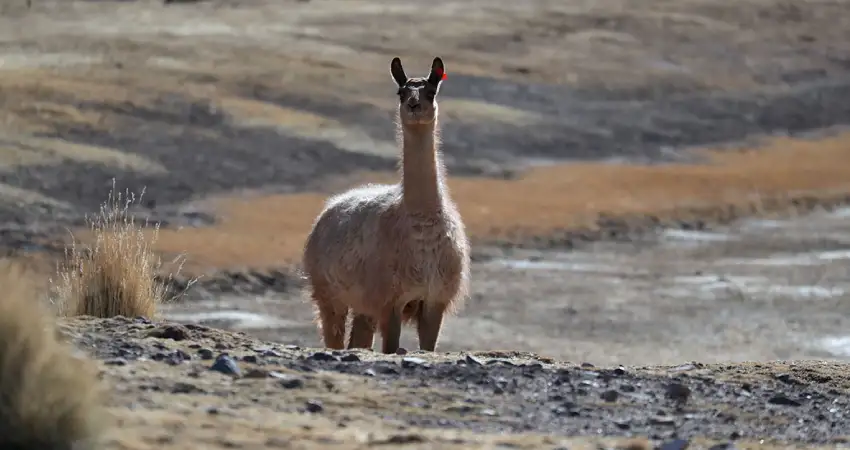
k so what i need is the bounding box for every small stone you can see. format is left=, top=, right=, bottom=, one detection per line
left=613, top=419, right=631, bottom=430
left=305, top=400, right=323, bottom=413
left=260, top=349, right=283, bottom=357
left=284, top=344, right=300, bottom=350
left=209, top=354, right=241, bottom=377
left=244, top=368, right=270, bottom=379
left=242, top=354, right=259, bottom=364
left=620, top=383, right=637, bottom=393
left=600, top=389, right=619, bottom=402
left=171, top=382, right=202, bottom=394
left=465, top=355, right=485, bottom=366
left=709, top=443, right=738, bottom=450
left=363, top=368, right=377, bottom=377
left=307, top=351, right=340, bottom=362
left=145, top=324, right=190, bottom=341
left=768, top=394, right=802, bottom=406
left=340, top=353, right=361, bottom=362
left=649, top=416, right=676, bottom=426
left=659, top=439, right=690, bottom=450
left=613, top=366, right=627, bottom=376
left=104, top=358, right=128, bottom=366
left=197, top=348, right=214, bottom=360
left=214, top=342, right=229, bottom=350
left=580, top=362, right=595, bottom=368
left=666, top=382, right=691, bottom=404
left=279, top=376, right=305, bottom=389
left=395, top=347, right=408, bottom=355
left=670, top=363, right=696, bottom=372
left=401, top=357, right=428, bottom=368
left=775, top=373, right=801, bottom=385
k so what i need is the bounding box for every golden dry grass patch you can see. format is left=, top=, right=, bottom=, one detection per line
left=147, top=131, right=850, bottom=274
left=0, top=260, right=106, bottom=449
left=53, top=186, right=175, bottom=319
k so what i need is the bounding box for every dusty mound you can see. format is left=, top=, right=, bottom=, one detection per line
left=60, top=316, right=850, bottom=449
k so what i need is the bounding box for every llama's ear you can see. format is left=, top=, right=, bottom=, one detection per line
left=390, top=57, right=407, bottom=87
left=427, top=57, right=446, bottom=86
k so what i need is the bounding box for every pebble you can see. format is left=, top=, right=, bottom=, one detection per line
left=600, top=389, right=619, bottom=403
left=279, top=376, right=305, bottom=390
left=241, top=354, right=259, bottom=364
left=146, top=324, right=190, bottom=341
left=197, top=348, right=215, bottom=360
left=395, top=347, right=408, bottom=355
left=401, top=357, right=428, bottom=369
left=659, top=439, right=690, bottom=450
left=104, top=358, right=128, bottom=366
left=708, top=443, right=738, bottom=450
left=307, top=351, right=340, bottom=362
left=768, top=394, right=802, bottom=407
left=340, top=353, right=361, bottom=362
left=209, top=354, right=241, bottom=377
left=305, top=400, right=324, bottom=413
left=666, top=382, right=691, bottom=404
left=465, top=355, right=485, bottom=366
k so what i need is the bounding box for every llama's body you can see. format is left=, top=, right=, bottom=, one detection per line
left=302, top=56, right=470, bottom=354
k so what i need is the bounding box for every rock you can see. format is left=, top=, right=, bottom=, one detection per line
left=171, top=382, right=203, bottom=394
left=401, top=357, right=428, bottom=369
left=580, top=362, right=595, bottom=368
left=260, top=349, right=283, bottom=357
left=278, top=376, right=305, bottom=390
left=767, top=394, right=802, bottom=406
left=600, top=389, right=619, bottom=402
left=146, top=324, right=190, bottom=341
left=659, top=439, right=690, bottom=450
left=395, top=347, right=408, bottom=355
left=620, top=383, right=637, bottom=393
left=244, top=368, right=270, bottom=379
left=209, top=354, right=241, bottom=377
left=775, top=373, right=802, bottom=385
left=284, top=344, right=300, bottom=351
left=307, top=351, right=340, bottom=362
left=197, top=348, right=214, bottom=360
left=666, top=382, right=691, bottom=404
left=305, top=400, right=323, bottom=413
left=104, top=358, right=128, bottom=366
left=242, top=354, right=259, bottom=364
left=340, top=353, right=361, bottom=362
left=613, top=366, right=627, bottom=376
left=613, top=419, right=631, bottom=430
left=649, top=415, right=676, bottom=426
left=363, top=368, right=377, bottom=377
left=464, top=355, right=485, bottom=366
left=708, top=443, right=738, bottom=450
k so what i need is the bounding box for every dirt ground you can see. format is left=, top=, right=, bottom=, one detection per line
left=62, top=316, right=850, bottom=449
left=2, top=0, right=850, bottom=446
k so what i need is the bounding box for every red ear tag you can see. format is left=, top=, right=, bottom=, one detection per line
left=441, top=71, right=448, bottom=80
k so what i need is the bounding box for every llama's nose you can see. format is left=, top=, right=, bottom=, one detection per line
left=407, top=98, right=421, bottom=111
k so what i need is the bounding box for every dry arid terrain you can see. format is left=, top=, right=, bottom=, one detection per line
left=1, top=0, right=850, bottom=448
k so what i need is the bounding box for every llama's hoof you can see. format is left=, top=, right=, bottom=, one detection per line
left=395, top=347, right=408, bottom=355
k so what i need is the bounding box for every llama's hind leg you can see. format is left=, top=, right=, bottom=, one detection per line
left=347, top=314, right=376, bottom=349
left=313, top=290, right=347, bottom=350
left=416, top=302, right=446, bottom=352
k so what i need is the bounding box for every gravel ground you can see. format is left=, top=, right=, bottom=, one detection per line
left=61, top=316, right=850, bottom=449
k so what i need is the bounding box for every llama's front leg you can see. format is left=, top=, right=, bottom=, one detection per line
left=315, top=302, right=347, bottom=350
left=416, top=303, right=446, bottom=352
left=380, top=306, right=403, bottom=354
left=348, top=313, right=376, bottom=349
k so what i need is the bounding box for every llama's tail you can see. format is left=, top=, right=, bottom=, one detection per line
left=0, top=266, right=106, bottom=449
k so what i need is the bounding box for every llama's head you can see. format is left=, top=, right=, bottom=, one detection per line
left=390, top=57, right=446, bottom=126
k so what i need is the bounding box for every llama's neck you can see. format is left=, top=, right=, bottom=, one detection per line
left=400, top=120, right=445, bottom=215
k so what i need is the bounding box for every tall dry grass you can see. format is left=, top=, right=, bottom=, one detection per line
left=0, top=262, right=106, bottom=449
left=52, top=184, right=177, bottom=319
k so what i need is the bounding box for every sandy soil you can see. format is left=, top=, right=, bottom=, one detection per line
left=2, top=0, right=850, bottom=446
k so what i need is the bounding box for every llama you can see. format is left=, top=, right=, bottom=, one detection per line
left=302, top=56, right=470, bottom=354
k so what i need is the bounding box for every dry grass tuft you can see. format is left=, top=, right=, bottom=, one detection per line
left=52, top=184, right=174, bottom=319
left=0, top=261, right=106, bottom=449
